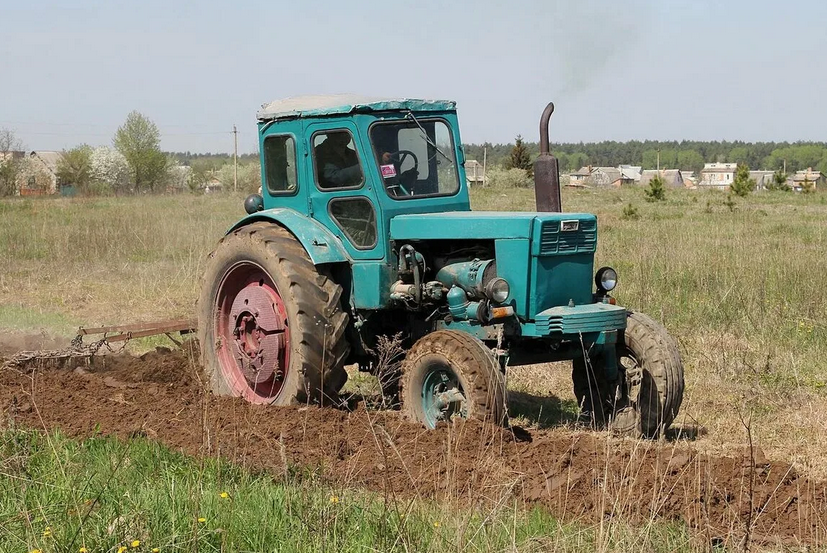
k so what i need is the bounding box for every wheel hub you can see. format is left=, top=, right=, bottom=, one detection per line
left=229, top=284, right=285, bottom=384
left=423, top=369, right=467, bottom=426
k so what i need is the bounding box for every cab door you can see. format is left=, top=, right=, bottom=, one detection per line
left=304, top=119, right=385, bottom=261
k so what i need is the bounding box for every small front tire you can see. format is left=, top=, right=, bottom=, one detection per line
left=400, top=330, right=507, bottom=429
left=572, top=311, right=684, bottom=438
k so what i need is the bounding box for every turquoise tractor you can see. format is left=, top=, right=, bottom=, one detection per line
left=198, top=95, right=684, bottom=436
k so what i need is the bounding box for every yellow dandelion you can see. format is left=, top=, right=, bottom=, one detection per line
left=117, top=547, right=128, bottom=553
left=80, top=548, right=88, bottom=553
left=152, top=549, right=160, bottom=553
left=198, top=517, right=206, bottom=523
left=329, top=495, right=339, bottom=504
left=433, top=521, right=441, bottom=528
left=30, top=550, right=42, bottom=553
left=131, top=540, right=141, bottom=548
left=219, top=491, right=230, bottom=499
left=43, top=527, right=52, bottom=537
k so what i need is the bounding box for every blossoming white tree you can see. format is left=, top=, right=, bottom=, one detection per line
left=90, top=146, right=130, bottom=194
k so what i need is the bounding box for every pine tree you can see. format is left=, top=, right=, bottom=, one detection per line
left=644, top=174, right=666, bottom=202
left=730, top=163, right=755, bottom=197
left=766, top=169, right=789, bottom=191
left=505, top=135, right=533, bottom=178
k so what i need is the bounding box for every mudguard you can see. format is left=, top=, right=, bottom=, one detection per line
left=227, top=208, right=351, bottom=265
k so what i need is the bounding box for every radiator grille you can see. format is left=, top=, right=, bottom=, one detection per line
left=538, top=219, right=596, bottom=255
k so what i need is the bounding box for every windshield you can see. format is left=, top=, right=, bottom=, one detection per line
left=370, top=118, right=460, bottom=199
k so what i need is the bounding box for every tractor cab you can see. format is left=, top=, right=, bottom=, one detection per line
left=254, top=95, right=471, bottom=263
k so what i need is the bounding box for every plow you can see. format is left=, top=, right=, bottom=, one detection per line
left=1, top=319, right=196, bottom=371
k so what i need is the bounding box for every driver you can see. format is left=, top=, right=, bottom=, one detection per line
left=315, top=132, right=363, bottom=188
left=376, top=147, right=418, bottom=195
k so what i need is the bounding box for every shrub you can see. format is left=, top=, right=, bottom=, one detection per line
left=485, top=167, right=533, bottom=188
left=621, top=203, right=640, bottom=220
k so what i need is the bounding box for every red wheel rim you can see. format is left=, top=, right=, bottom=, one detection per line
left=214, top=261, right=290, bottom=403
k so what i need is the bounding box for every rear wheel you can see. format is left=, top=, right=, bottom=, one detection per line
left=572, top=311, right=684, bottom=438
left=400, top=330, right=507, bottom=428
left=198, top=222, right=349, bottom=405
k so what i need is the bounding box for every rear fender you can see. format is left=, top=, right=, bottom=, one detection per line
left=227, top=208, right=352, bottom=265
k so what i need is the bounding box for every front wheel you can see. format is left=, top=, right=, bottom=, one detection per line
left=572, top=311, right=684, bottom=438
left=400, top=330, right=507, bottom=429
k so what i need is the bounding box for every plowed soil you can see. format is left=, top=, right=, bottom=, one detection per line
left=1, top=346, right=825, bottom=546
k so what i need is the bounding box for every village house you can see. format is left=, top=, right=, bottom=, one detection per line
left=465, top=159, right=485, bottom=187
left=750, top=170, right=775, bottom=190
left=789, top=167, right=824, bottom=191
left=569, top=166, right=638, bottom=188
left=698, top=162, right=737, bottom=189
left=640, top=169, right=685, bottom=187
left=0, top=150, right=63, bottom=195
left=619, top=165, right=642, bottom=184
left=569, top=166, right=593, bottom=186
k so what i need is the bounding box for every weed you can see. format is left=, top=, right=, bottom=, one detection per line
left=620, top=202, right=640, bottom=220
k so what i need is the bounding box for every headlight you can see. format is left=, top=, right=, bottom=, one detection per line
left=484, top=277, right=510, bottom=303
left=595, top=267, right=618, bottom=292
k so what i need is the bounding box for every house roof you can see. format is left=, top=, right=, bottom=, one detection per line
left=29, top=151, right=62, bottom=175
left=618, top=165, right=642, bottom=180
left=257, top=94, right=456, bottom=122
left=571, top=166, right=593, bottom=177
left=640, top=169, right=684, bottom=186
left=792, top=169, right=823, bottom=182
left=594, top=167, right=622, bottom=183
left=701, top=162, right=737, bottom=173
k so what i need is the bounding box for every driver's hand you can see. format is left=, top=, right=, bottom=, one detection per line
left=381, top=152, right=392, bottom=164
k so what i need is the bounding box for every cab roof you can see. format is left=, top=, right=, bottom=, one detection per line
left=256, top=94, right=456, bottom=122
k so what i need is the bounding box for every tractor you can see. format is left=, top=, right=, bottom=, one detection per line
left=197, top=94, right=684, bottom=436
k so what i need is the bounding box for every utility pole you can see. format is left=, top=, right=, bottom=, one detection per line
left=233, top=124, right=238, bottom=192
left=482, top=146, right=487, bottom=187
left=657, top=148, right=660, bottom=173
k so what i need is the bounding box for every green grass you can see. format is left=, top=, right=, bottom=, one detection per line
left=0, top=429, right=694, bottom=553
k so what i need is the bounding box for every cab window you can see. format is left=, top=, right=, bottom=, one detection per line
left=329, top=197, right=377, bottom=249
left=370, top=119, right=459, bottom=199
left=263, top=135, right=297, bottom=194
left=312, top=130, right=364, bottom=190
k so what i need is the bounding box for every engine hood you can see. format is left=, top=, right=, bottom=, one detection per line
left=389, top=211, right=596, bottom=241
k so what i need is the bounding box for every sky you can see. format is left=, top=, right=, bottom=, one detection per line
left=1, top=0, right=825, bottom=154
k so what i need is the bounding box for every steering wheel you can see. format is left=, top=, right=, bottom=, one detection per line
left=387, top=150, right=419, bottom=174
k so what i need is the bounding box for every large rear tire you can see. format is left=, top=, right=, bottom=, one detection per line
left=400, top=330, right=507, bottom=429
left=197, top=222, right=349, bottom=405
left=572, top=311, right=684, bottom=438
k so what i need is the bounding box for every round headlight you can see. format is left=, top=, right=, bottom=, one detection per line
left=595, top=267, right=618, bottom=292
left=485, top=277, right=510, bottom=303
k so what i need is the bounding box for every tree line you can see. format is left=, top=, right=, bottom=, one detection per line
left=463, top=139, right=827, bottom=175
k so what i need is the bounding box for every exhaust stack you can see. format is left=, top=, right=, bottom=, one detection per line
left=533, top=102, right=562, bottom=212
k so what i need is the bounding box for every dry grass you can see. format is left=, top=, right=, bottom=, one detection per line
left=1, top=187, right=827, bottom=483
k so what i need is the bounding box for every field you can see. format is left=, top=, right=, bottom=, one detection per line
left=1, top=187, right=827, bottom=551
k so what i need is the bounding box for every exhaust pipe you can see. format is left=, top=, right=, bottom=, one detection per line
left=533, top=102, right=562, bottom=212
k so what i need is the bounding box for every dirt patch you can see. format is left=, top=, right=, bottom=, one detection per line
left=1, top=348, right=825, bottom=546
